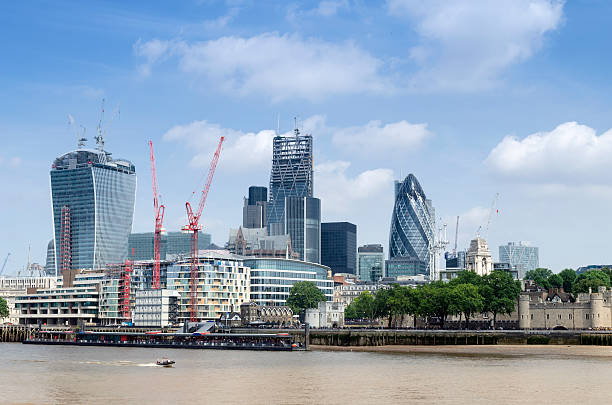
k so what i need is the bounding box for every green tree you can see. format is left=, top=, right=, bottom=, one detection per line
left=347, top=291, right=376, bottom=320
left=525, top=268, right=554, bottom=289
left=481, top=270, right=521, bottom=328
left=450, top=283, right=484, bottom=329
left=373, top=288, right=393, bottom=327
left=558, top=269, right=577, bottom=293
left=547, top=274, right=563, bottom=288
left=344, top=303, right=358, bottom=320
left=419, top=281, right=455, bottom=328
left=286, top=281, right=326, bottom=314
left=449, top=270, right=482, bottom=287
left=573, top=270, right=611, bottom=294
left=0, top=296, right=8, bottom=318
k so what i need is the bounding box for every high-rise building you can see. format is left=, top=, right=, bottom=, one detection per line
left=357, top=244, right=384, bottom=282
left=243, top=186, right=268, bottom=229
left=128, top=231, right=212, bottom=261
left=499, top=242, right=539, bottom=279
left=321, top=222, right=357, bottom=275
left=285, top=196, right=320, bottom=263
left=385, top=256, right=428, bottom=278
left=445, top=251, right=466, bottom=269
left=267, top=129, right=313, bottom=235
left=388, top=174, right=434, bottom=276
left=50, top=139, right=136, bottom=275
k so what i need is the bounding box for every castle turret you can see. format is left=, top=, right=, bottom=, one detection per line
left=519, top=294, right=530, bottom=329
left=590, top=288, right=606, bottom=329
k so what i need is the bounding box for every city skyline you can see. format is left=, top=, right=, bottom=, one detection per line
left=2, top=1, right=612, bottom=272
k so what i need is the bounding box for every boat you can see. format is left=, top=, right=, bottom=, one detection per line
left=156, top=358, right=175, bottom=367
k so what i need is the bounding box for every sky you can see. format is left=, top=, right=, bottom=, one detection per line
left=1, top=0, right=612, bottom=274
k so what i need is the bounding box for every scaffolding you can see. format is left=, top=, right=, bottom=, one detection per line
left=59, top=205, right=71, bottom=275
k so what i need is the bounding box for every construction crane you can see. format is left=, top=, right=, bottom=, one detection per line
left=0, top=253, right=10, bottom=276
left=453, top=216, right=459, bottom=255
left=149, top=141, right=165, bottom=289
left=483, top=193, right=500, bottom=239
left=183, top=136, right=224, bottom=322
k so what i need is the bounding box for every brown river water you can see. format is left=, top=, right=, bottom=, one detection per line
left=2, top=343, right=612, bottom=404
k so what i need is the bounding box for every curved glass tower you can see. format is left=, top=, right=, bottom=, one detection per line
left=50, top=146, right=136, bottom=274
left=388, top=174, right=434, bottom=275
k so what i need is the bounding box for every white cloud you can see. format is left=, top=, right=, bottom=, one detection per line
left=134, top=33, right=389, bottom=100
left=315, top=0, right=349, bottom=17
left=0, top=156, right=22, bottom=168
left=163, top=120, right=275, bottom=172
left=388, top=0, right=564, bottom=91
left=332, top=120, right=432, bottom=155
left=485, top=121, right=612, bottom=184
left=315, top=160, right=394, bottom=215
left=444, top=206, right=490, bottom=252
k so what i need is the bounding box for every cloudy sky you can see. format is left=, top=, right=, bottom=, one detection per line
left=1, top=0, right=611, bottom=274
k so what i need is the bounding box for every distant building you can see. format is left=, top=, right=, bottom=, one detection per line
left=445, top=251, right=466, bottom=270
left=466, top=237, right=493, bottom=276
left=321, top=222, right=357, bottom=275
left=226, top=227, right=298, bottom=259
left=267, top=129, right=314, bottom=236
left=389, top=174, right=435, bottom=276
left=50, top=140, right=136, bottom=275
left=285, top=196, right=321, bottom=263
left=334, top=284, right=384, bottom=307
left=243, top=186, right=268, bottom=229
left=305, top=301, right=345, bottom=328
left=357, top=244, right=385, bottom=282
left=240, top=302, right=295, bottom=327
left=133, top=289, right=180, bottom=328
left=0, top=277, right=58, bottom=324
left=128, top=231, right=211, bottom=261
left=493, top=262, right=520, bottom=280
left=576, top=265, right=612, bottom=274
left=499, top=242, right=539, bottom=279
left=386, top=256, right=428, bottom=278
left=44, top=239, right=55, bottom=276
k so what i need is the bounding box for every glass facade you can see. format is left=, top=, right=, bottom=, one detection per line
left=385, top=256, right=428, bottom=278
left=128, top=231, right=211, bottom=261
left=50, top=149, right=136, bottom=274
left=244, top=258, right=333, bottom=306
left=388, top=174, right=434, bottom=276
left=285, top=196, right=320, bottom=263
left=499, top=242, right=539, bottom=279
left=357, top=244, right=384, bottom=282
left=321, top=222, right=357, bottom=274
left=267, top=131, right=313, bottom=234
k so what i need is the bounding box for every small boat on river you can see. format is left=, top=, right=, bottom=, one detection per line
left=156, top=358, right=175, bottom=367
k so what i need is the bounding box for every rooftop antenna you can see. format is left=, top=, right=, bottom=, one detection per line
left=294, top=116, right=299, bottom=136
left=95, top=99, right=105, bottom=151
left=69, top=114, right=87, bottom=149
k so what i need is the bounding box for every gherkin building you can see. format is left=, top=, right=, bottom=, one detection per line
left=388, top=174, right=435, bottom=274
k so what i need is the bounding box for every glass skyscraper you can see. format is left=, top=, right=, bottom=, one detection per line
left=499, top=242, right=539, bottom=279
left=50, top=145, right=136, bottom=274
left=267, top=129, right=313, bottom=235
left=357, top=244, right=384, bottom=282
left=128, top=231, right=212, bottom=261
left=321, top=222, right=357, bottom=274
left=285, top=196, right=320, bottom=263
left=388, top=174, right=434, bottom=276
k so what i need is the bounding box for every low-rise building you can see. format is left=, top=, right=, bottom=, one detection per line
left=305, top=301, right=345, bottom=328
left=133, top=289, right=180, bottom=327
left=334, top=283, right=383, bottom=306
left=240, top=302, right=294, bottom=327
left=15, top=285, right=99, bottom=326
left=0, top=277, right=58, bottom=324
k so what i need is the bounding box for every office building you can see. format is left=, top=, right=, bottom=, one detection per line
left=285, top=196, right=321, bottom=263
left=245, top=257, right=334, bottom=307
left=445, top=251, right=466, bottom=270
left=267, top=129, right=314, bottom=235
left=50, top=138, right=136, bottom=274
left=321, top=222, right=357, bottom=275
left=243, top=186, right=268, bottom=229
left=133, top=289, right=180, bottom=327
left=357, top=244, right=385, bottom=282
left=499, top=242, right=539, bottom=279
left=226, top=227, right=298, bottom=259
left=385, top=256, right=428, bottom=278
left=128, top=231, right=212, bottom=261
left=388, top=174, right=434, bottom=274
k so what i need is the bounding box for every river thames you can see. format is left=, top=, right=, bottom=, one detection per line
left=2, top=343, right=612, bottom=404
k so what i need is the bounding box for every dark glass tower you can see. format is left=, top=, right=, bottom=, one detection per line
left=285, top=196, right=320, bottom=263
left=388, top=174, right=434, bottom=275
left=243, top=186, right=268, bottom=229
left=321, top=222, right=357, bottom=274
left=267, top=129, right=313, bottom=235
left=50, top=144, right=136, bottom=274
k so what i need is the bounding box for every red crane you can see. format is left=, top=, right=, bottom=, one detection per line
left=183, top=136, right=224, bottom=322
left=149, top=140, right=165, bottom=289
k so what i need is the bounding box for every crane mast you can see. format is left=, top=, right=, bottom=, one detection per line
left=0, top=253, right=10, bottom=276
left=183, top=136, right=224, bottom=322
left=453, top=216, right=459, bottom=254
left=149, top=141, right=165, bottom=289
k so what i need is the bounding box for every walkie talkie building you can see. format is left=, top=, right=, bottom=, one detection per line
left=50, top=139, right=136, bottom=274
left=388, top=174, right=434, bottom=275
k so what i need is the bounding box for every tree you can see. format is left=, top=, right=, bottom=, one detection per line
left=286, top=281, right=326, bottom=314
left=345, top=291, right=376, bottom=320
left=0, top=296, right=8, bottom=318
left=481, top=270, right=521, bottom=328
left=449, top=270, right=482, bottom=287
left=525, top=268, right=554, bottom=289
left=573, top=270, right=611, bottom=294
left=419, top=281, right=455, bottom=328
left=450, top=283, right=484, bottom=329
left=373, top=288, right=393, bottom=327
left=558, top=269, right=577, bottom=293
left=547, top=274, right=563, bottom=289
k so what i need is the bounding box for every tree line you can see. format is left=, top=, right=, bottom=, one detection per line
left=525, top=267, right=612, bottom=294
left=345, top=270, right=521, bottom=329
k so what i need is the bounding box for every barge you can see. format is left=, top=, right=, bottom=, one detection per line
left=23, top=330, right=299, bottom=351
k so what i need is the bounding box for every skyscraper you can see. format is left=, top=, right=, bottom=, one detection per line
left=243, top=186, right=268, bottom=229
left=388, top=174, right=434, bottom=276
left=321, top=222, right=357, bottom=275
left=50, top=138, right=136, bottom=275
left=499, top=242, right=539, bottom=279
left=357, top=244, right=384, bottom=282
left=128, top=231, right=212, bottom=261
left=267, top=129, right=313, bottom=235
left=285, top=196, right=320, bottom=263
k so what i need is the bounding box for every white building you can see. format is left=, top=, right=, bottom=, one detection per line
left=134, top=289, right=180, bottom=327
left=305, top=301, right=345, bottom=328
left=466, top=237, right=493, bottom=276
left=0, top=277, right=58, bottom=324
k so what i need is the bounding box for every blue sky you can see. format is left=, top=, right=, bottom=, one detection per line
left=1, top=0, right=612, bottom=274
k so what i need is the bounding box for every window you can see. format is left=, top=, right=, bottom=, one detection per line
left=546, top=314, right=549, bottom=320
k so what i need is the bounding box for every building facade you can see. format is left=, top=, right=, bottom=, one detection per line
left=243, top=186, right=268, bottom=229
left=240, top=302, right=294, bottom=327
left=357, top=244, right=385, bottom=282
left=267, top=130, right=314, bottom=235
left=334, top=283, right=384, bottom=307
left=244, top=258, right=333, bottom=307
left=0, top=277, right=58, bottom=324
left=50, top=144, right=136, bottom=275
left=321, top=222, right=357, bottom=275
left=466, top=237, right=493, bottom=276
left=133, top=289, right=180, bottom=327
left=388, top=174, right=434, bottom=275
left=128, top=231, right=211, bottom=261
left=385, top=256, right=428, bottom=278
left=305, top=301, right=345, bottom=328
left=285, top=196, right=321, bottom=263
left=499, top=242, right=539, bottom=279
